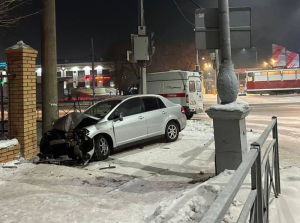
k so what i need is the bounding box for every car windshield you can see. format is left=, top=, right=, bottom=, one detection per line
left=84, top=99, right=122, bottom=118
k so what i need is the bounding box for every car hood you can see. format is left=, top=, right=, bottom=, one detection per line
left=53, top=112, right=100, bottom=132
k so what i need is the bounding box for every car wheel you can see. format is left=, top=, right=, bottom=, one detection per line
left=165, top=121, right=179, bottom=142
left=186, top=113, right=194, bottom=120
left=94, top=135, right=110, bottom=161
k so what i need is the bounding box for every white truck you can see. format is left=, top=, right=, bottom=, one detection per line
left=126, top=70, right=203, bottom=119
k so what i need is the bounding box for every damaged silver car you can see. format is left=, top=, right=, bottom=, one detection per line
left=39, top=95, right=187, bottom=165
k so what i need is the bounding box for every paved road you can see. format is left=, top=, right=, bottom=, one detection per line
left=194, top=95, right=300, bottom=167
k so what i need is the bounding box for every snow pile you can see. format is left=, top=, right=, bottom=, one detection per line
left=146, top=170, right=234, bottom=223
left=0, top=138, right=19, bottom=149
left=181, top=120, right=214, bottom=140
left=206, top=101, right=250, bottom=112
left=147, top=165, right=300, bottom=223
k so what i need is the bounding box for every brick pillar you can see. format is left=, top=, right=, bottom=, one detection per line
left=5, top=41, right=38, bottom=159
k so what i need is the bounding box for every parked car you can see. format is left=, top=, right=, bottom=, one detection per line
left=39, top=94, right=187, bottom=164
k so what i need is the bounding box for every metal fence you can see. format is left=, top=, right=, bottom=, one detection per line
left=200, top=116, right=280, bottom=223
left=36, top=100, right=95, bottom=121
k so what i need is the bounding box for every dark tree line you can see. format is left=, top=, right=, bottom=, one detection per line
left=108, top=40, right=208, bottom=91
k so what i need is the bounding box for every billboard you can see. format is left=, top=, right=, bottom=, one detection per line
left=272, top=44, right=286, bottom=67
left=286, top=51, right=299, bottom=68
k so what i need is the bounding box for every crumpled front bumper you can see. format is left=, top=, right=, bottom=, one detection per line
left=39, top=128, right=95, bottom=166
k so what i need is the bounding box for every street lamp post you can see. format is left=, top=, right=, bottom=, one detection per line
left=255, top=50, right=258, bottom=68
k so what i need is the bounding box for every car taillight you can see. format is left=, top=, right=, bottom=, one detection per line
left=186, top=94, right=189, bottom=104
left=181, top=107, right=185, bottom=114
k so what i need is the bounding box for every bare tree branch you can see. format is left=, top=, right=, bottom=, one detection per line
left=0, top=0, right=40, bottom=28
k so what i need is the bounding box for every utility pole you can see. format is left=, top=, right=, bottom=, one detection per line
left=41, top=0, right=58, bottom=133
left=218, top=0, right=231, bottom=62
left=91, top=38, right=95, bottom=98
left=138, top=0, right=147, bottom=94
left=216, top=0, right=238, bottom=103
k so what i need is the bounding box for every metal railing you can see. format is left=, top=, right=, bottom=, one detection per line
left=200, top=116, right=280, bottom=223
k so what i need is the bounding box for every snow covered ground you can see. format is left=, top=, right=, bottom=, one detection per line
left=204, top=94, right=300, bottom=105
left=0, top=120, right=299, bottom=222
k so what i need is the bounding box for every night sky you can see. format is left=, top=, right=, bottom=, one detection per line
left=0, top=0, right=300, bottom=67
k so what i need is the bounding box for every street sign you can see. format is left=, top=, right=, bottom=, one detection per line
left=195, top=7, right=252, bottom=50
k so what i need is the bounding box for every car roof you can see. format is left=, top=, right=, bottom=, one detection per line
left=104, top=94, right=163, bottom=101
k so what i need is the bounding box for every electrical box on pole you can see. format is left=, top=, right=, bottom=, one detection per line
left=127, top=0, right=155, bottom=94
left=133, top=36, right=149, bottom=61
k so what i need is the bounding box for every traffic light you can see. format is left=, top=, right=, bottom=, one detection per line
left=148, top=31, right=155, bottom=56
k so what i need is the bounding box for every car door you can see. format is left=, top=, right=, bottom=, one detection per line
left=113, top=97, right=147, bottom=146
left=142, top=96, right=168, bottom=137
left=195, top=79, right=204, bottom=111
left=188, top=77, right=198, bottom=111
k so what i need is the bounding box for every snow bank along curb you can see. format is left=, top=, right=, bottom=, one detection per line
left=146, top=170, right=235, bottom=223
left=147, top=166, right=300, bottom=223
left=0, top=139, right=20, bottom=163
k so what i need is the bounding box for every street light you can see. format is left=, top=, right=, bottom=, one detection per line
left=61, top=65, right=65, bottom=77
left=263, top=61, right=274, bottom=69
left=271, top=59, right=276, bottom=64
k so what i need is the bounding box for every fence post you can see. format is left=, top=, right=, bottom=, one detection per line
left=272, top=116, right=281, bottom=194
left=250, top=145, right=258, bottom=223
left=265, top=159, right=270, bottom=223
left=251, top=143, right=264, bottom=223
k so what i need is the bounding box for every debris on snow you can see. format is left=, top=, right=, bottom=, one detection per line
left=99, top=166, right=116, bottom=170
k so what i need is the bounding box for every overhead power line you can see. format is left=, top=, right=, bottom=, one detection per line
left=189, top=0, right=202, bottom=9
left=173, top=0, right=194, bottom=26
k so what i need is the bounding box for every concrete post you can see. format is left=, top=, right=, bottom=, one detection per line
left=41, top=0, right=58, bottom=133
left=206, top=102, right=251, bottom=174
left=5, top=41, right=38, bottom=159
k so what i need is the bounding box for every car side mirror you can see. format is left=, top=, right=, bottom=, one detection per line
left=118, top=112, right=123, bottom=121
